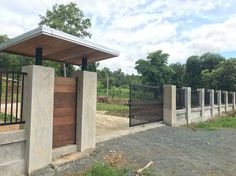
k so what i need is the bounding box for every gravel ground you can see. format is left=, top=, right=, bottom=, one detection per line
left=33, top=126, right=236, bottom=176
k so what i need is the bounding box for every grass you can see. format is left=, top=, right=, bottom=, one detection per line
left=70, top=163, right=157, bottom=176
left=188, top=116, right=236, bottom=130
left=0, top=113, right=15, bottom=121
left=84, top=163, right=129, bottom=176
left=97, top=102, right=129, bottom=117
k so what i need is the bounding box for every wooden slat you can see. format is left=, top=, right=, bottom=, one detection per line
left=53, top=77, right=77, bottom=148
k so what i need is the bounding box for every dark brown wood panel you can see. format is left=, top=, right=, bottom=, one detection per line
left=53, top=77, right=77, bottom=148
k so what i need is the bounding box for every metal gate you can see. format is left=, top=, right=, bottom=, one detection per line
left=129, top=84, right=163, bottom=127
left=53, top=77, right=77, bottom=148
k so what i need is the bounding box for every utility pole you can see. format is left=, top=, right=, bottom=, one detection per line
left=106, top=72, right=109, bottom=98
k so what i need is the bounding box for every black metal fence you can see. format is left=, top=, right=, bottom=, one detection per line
left=221, top=93, right=225, bottom=104
left=0, top=71, right=26, bottom=126
left=191, top=90, right=200, bottom=108
left=129, top=84, right=163, bottom=127
left=214, top=92, right=218, bottom=105
left=205, top=90, right=210, bottom=106
left=176, top=88, right=185, bottom=109
left=228, top=93, right=233, bottom=104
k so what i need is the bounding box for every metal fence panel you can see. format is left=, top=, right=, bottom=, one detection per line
left=0, top=71, right=26, bottom=126
left=176, top=88, right=185, bottom=110
left=129, top=84, right=163, bottom=127
left=191, top=90, right=200, bottom=108
left=205, top=90, right=210, bottom=106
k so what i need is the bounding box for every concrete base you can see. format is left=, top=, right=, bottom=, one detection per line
left=52, top=145, right=77, bottom=159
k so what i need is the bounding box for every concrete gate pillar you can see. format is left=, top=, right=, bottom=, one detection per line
left=73, top=71, right=97, bottom=152
left=22, top=65, right=54, bottom=174
left=163, top=85, right=176, bottom=126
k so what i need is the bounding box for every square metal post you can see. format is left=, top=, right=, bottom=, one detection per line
left=82, top=57, right=88, bottom=71
left=35, top=48, right=43, bottom=65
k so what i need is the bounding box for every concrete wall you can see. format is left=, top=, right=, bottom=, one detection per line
left=176, top=109, right=187, bottom=126
left=174, top=88, right=236, bottom=126
left=0, top=130, right=26, bottom=176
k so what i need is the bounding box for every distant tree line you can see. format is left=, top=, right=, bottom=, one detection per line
left=135, top=50, right=236, bottom=91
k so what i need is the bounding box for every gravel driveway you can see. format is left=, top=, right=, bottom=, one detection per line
left=33, top=126, right=236, bottom=176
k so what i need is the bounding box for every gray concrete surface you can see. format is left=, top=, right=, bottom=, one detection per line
left=74, top=71, right=97, bottom=152
left=32, top=126, right=236, bottom=176
left=163, top=85, right=176, bottom=125
left=0, top=130, right=26, bottom=176
left=22, top=65, right=54, bottom=174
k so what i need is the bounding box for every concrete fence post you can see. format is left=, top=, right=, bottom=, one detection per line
left=217, top=90, right=222, bottom=115
left=197, top=89, right=204, bottom=121
left=224, top=91, right=228, bottom=112
left=163, top=85, right=176, bottom=126
left=22, top=65, right=54, bottom=174
left=233, top=92, right=235, bottom=110
left=73, top=71, right=97, bottom=152
left=209, top=89, right=214, bottom=118
left=183, top=87, right=191, bottom=124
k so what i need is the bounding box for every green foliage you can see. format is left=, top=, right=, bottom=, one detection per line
left=109, top=87, right=129, bottom=99
left=201, top=59, right=236, bottom=91
left=135, top=50, right=174, bottom=86
left=39, top=2, right=91, bottom=38
left=190, top=116, right=236, bottom=130
left=185, top=52, right=225, bottom=89
left=97, top=103, right=128, bottom=116
left=97, top=67, right=141, bottom=90
left=84, top=163, right=129, bottom=176
left=169, top=63, right=185, bottom=87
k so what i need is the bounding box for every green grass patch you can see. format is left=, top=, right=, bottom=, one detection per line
left=70, top=163, right=158, bottom=176
left=0, top=113, right=15, bottom=121
left=84, top=163, right=129, bottom=176
left=188, top=116, right=236, bottom=130
left=97, top=102, right=129, bottom=117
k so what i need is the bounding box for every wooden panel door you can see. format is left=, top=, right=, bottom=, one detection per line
left=53, top=77, right=77, bottom=148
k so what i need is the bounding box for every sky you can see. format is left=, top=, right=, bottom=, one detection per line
left=1, top=0, right=236, bottom=74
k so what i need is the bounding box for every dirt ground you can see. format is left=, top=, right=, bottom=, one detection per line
left=96, top=111, right=164, bottom=142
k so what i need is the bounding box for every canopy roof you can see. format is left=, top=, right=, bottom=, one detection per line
left=0, top=26, right=119, bottom=65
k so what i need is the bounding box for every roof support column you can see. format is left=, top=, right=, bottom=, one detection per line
left=35, top=48, right=43, bottom=65
left=82, top=57, right=88, bottom=71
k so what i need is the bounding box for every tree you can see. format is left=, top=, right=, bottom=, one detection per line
left=39, top=2, right=92, bottom=76
left=185, top=53, right=225, bottom=89
left=200, top=52, right=225, bottom=71
left=39, top=3, right=91, bottom=38
left=86, top=63, right=99, bottom=72
left=201, top=59, right=236, bottom=91
left=184, top=55, right=202, bottom=89
left=135, top=50, right=174, bottom=86
left=170, top=63, right=185, bottom=87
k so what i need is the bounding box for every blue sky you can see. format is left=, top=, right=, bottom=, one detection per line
left=1, top=0, right=236, bottom=74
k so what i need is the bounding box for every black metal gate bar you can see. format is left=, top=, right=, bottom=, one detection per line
left=129, top=84, right=163, bottom=127
left=0, top=71, right=26, bottom=126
